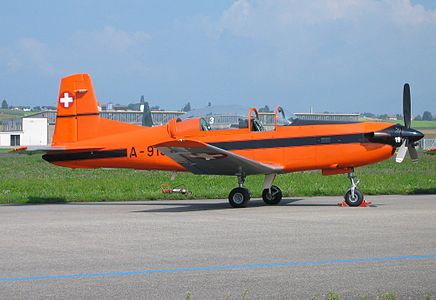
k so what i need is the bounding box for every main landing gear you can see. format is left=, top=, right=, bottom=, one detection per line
left=228, top=175, right=250, bottom=208
left=262, top=186, right=283, bottom=205
left=343, top=170, right=364, bottom=207
left=228, top=174, right=283, bottom=208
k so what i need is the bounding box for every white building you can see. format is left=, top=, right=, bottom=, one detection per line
left=0, top=118, right=47, bottom=147
left=293, top=112, right=360, bottom=121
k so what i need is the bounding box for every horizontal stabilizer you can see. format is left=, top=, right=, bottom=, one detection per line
left=11, top=145, right=103, bottom=155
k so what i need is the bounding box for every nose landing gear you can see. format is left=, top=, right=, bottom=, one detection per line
left=343, top=170, right=364, bottom=207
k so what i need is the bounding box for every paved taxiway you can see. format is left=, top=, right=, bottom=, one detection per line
left=1, top=195, right=435, bottom=299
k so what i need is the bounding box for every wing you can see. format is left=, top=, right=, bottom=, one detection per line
left=155, top=140, right=282, bottom=175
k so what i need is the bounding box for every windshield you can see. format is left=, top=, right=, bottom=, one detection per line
left=275, top=106, right=291, bottom=126
left=182, top=105, right=250, bottom=130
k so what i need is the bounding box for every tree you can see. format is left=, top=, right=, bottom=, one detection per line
left=142, top=101, right=153, bottom=127
left=414, top=114, right=422, bottom=121
left=1, top=99, right=8, bottom=109
left=127, top=103, right=137, bottom=110
left=259, top=105, right=272, bottom=113
left=363, top=112, right=375, bottom=118
left=182, top=102, right=191, bottom=112
left=422, top=111, right=432, bottom=121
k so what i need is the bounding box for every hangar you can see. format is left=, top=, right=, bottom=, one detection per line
left=0, top=109, right=361, bottom=147
left=0, top=110, right=185, bottom=147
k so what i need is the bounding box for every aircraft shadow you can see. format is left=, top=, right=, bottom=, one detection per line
left=413, top=188, right=436, bottom=194
left=131, top=198, right=342, bottom=213
left=3, top=198, right=349, bottom=210
left=2, top=197, right=68, bottom=206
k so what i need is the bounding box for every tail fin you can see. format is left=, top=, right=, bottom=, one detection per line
left=52, top=74, right=99, bottom=145
left=52, top=73, right=142, bottom=146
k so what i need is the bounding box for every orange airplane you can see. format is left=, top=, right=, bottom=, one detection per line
left=17, top=74, right=424, bottom=207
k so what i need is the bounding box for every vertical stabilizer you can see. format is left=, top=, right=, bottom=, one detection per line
left=52, top=74, right=99, bottom=145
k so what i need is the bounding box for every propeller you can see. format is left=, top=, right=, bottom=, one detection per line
left=403, top=84, right=411, bottom=128
left=395, top=83, right=420, bottom=163
left=369, top=84, right=423, bottom=160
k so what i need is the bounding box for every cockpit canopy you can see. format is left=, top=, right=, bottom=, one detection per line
left=167, top=105, right=291, bottom=137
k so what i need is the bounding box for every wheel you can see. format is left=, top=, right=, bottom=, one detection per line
left=228, top=187, right=250, bottom=208
left=344, top=189, right=364, bottom=207
left=262, top=185, right=283, bottom=205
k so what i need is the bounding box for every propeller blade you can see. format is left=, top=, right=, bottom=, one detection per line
left=408, top=144, right=419, bottom=162
left=403, top=83, right=411, bottom=128
left=396, top=141, right=407, bottom=163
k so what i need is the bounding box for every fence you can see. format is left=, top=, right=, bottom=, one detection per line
left=419, top=139, right=436, bottom=150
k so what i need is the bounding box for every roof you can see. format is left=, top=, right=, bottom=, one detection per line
left=294, top=112, right=360, bottom=116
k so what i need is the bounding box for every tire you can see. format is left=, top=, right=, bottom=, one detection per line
left=344, top=189, right=364, bottom=207
left=228, top=187, right=250, bottom=208
left=262, top=185, right=283, bottom=205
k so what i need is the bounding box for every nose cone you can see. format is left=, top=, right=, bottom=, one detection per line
left=370, top=124, right=424, bottom=146
left=402, top=128, right=424, bottom=142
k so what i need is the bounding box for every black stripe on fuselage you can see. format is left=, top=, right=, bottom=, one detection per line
left=42, top=134, right=374, bottom=162
left=42, top=149, right=127, bottom=162
left=210, top=133, right=370, bottom=150
left=57, top=113, right=100, bottom=118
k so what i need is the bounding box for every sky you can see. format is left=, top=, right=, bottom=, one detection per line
left=0, top=0, right=435, bottom=115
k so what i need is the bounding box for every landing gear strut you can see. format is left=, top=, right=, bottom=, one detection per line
left=228, top=175, right=250, bottom=208
left=262, top=185, right=282, bottom=205
left=344, top=170, right=364, bottom=207
left=262, top=174, right=283, bottom=205
left=228, top=174, right=283, bottom=208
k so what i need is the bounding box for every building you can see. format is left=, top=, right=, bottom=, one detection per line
left=293, top=112, right=360, bottom=122
left=0, top=110, right=185, bottom=147
left=0, top=118, right=47, bottom=147
left=1, top=109, right=360, bottom=147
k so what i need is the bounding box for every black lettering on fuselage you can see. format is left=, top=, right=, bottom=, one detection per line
left=130, top=147, right=137, bottom=158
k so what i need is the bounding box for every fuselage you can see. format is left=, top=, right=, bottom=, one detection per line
left=44, top=119, right=396, bottom=175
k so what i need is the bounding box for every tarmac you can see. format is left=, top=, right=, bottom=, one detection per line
left=0, top=195, right=435, bottom=299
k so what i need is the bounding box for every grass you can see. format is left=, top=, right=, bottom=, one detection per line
left=0, top=153, right=435, bottom=204
left=420, top=129, right=436, bottom=139
left=384, top=119, right=436, bottom=129
left=411, top=120, right=436, bottom=129
left=184, top=290, right=433, bottom=299
left=0, top=109, right=31, bottom=120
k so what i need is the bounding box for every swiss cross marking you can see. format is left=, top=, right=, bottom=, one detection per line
left=59, top=92, right=74, bottom=108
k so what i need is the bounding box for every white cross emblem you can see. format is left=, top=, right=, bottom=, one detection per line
left=59, top=92, right=74, bottom=108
